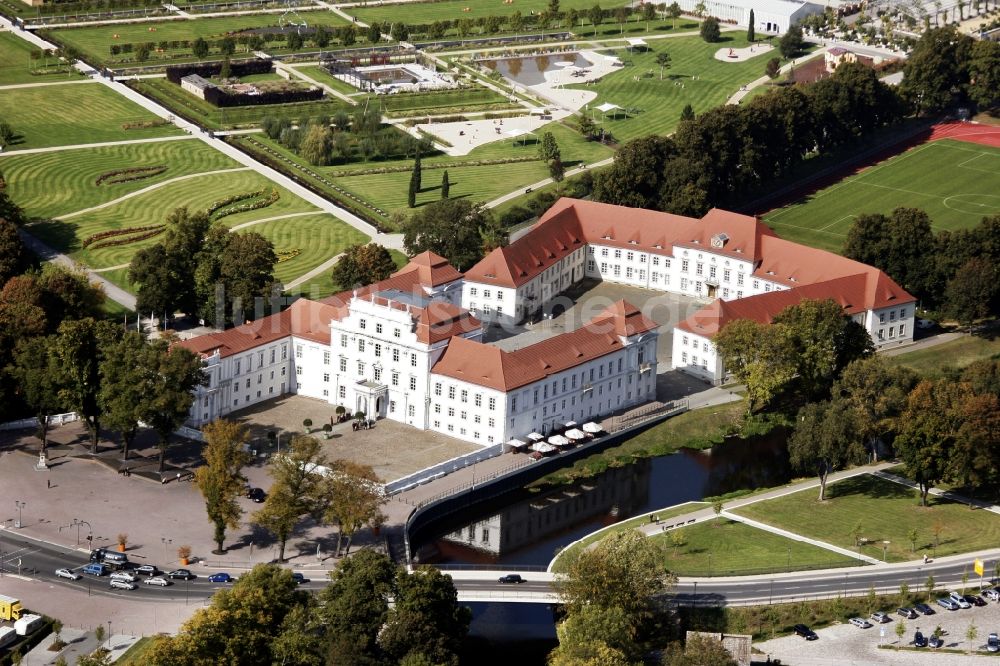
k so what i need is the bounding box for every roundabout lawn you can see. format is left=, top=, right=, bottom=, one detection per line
left=731, top=474, right=1000, bottom=563
left=0, top=138, right=238, bottom=219
left=653, top=518, right=861, bottom=577
left=0, top=83, right=181, bottom=149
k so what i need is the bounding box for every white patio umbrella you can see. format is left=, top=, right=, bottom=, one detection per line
left=527, top=432, right=545, bottom=441
left=564, top=428, right=587, bottom=441
left=582, top=422, right=603, bottom=434
left=507, top=438, right=529, bottom=449
left=548, top=434, right=571, bottom=447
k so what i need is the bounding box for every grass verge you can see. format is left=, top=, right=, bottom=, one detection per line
left=888, top=333, right=1000, bottom=377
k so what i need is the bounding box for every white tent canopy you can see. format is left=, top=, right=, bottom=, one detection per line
left=548, top=435, right=571, bottom=446
left=505, top=128, right=536, bottom=139
left=626, top=38, right=647, bottom=47
left=595, top=102, right=621, bottom=113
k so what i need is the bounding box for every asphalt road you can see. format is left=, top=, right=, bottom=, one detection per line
left=3, top=530, right=994, bottom=607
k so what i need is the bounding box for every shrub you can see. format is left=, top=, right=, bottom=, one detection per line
left=82, top=224, right=165, bottom=249
left=94, top=165, right=167, bottom=185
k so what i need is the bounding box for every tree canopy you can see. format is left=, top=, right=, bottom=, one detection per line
left=401, top=199, right=504, bottom=271
left=330, top=243, right=397, bottom=291
left=195, top=420, right=251, bottom=554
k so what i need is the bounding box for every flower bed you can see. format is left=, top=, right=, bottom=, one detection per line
left=83, top=224, right=166, bottom=250
left=208, top=188, right=280, bottom=220
left=95, top=165, right=168, bottom=185
left=276, top=248, right=301, bottom=263
left=121, top=119, right=170, bottom=130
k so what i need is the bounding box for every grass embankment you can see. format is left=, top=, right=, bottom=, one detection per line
left=888, top=333, right=1000, bottom=378
left=116, top=637, right=154, bottom=665
left=0, top=32, right=83, bottom=85
left=528, top=399, right=748, bottom=489
left=732, top=474, right=1000, bottom=563
left=0, top=83, right=181, bottom=150
left=654, top=518, right=861, bottom=577
left=566, top=33, right=774, bottom=142
left=763, top=139, right=1000, bottom=253
left=683, top=590, right=939, bottom=641
left=2, top=139, right=238, bottom=219
left=47, top=11, right=352, bottom=67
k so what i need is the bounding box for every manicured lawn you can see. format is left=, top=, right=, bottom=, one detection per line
left=731, top=474, right=1000, bottom=563
left=0, top=32, right=83, bottom=84
left=47, top=11, right=352, bottom=66
left=551, top=501, right=705, bottom=572
left=888, top=334, right=1000, bottom=377
left=353, top=0, right=628, bottom=25
left=0, top=138, right=238, bottom=219
left=132, top=78, right=352, bottom=129
left=377, top=87, right=514, bottom=114
left=116, top=637, right=153, bottom=665
left=654, top=518, right=861, bottom=577
left=247, top=213, right=368, bottom=285
left=763, top=139, right=1000, bottom=253
left=293, top=65, right=365, bottom=96
left=0, top=83, right=181, bottom=149
left=566, top=33, right=774, bottom=142
left=32, top=169, right=318, bottom=270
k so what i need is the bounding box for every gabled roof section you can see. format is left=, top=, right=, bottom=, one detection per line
left=392, top=250, right=463, bottom=288
left=431, top=299, right=658, bottom=391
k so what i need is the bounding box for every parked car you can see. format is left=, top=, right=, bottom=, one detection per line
left=929, top=634, right=944, bottom=648
left=208, top=573, right=233, bottom=583
left=948, top=591, right=971, bottom=609
left=291, top=573, right=307, bottom=585
left=55, top=568, right=80, bottom=581
left=937, top=597, right=960, bottom=611
left=498, top=574, right=525, bottom=584
left=849, top=617, right=872, bottom=629
left=167, top=569, right=195, bottom=580
left=870, top=611, right=891, bottom=624
left=109, top=579, right=136, bottom=590
left=144, top=576, right=171, bottom=587
left=792, top=624, right=818, bottom=640
left=963, top=594, right=986, bottom=607
left=914, top=603, right=936, bottom=615
left=983, top=588, right=1000, bottom=602
left=987, top=633, right=999, bottom=653
left=247, top=487, right=266, bottom=503
left=897, top=607, right=918, bottom=619
left=109, top=571, right=137, bottom=583
left=914, top=631, right=928, bottom=648
left=135, top=565, right=159, bottom=576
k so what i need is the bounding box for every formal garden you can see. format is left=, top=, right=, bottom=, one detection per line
left=0, top=32, right=83, bottom=85
left=0, top=82, right=180, bottom=149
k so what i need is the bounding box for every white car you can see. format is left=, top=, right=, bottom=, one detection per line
left=948, top=591, right=971, bottom=609
left=55, top=568, right=80, bottom=580
left=109, top=579, right=136, bottom=590
left=144, top=576, right=171, bottom=587
left=982, top=588, right=1000, bottom=602
left=849, top=617, right=873, bottom=629
left=109, top=571, right=137, bottom=583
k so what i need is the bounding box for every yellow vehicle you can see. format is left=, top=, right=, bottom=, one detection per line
left=0, top=594, right=23, bottom=621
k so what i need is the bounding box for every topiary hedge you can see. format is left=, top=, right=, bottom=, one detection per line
left=83, top=224, right=165, bottom=249
left=95, top=165, right=167, bottom=185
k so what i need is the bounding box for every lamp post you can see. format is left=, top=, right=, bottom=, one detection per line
left=693, top=581, right=698, bottom=607
left=14, top=501, right=25, bottom=529
left=73, top=519, right=92, bottom=547
left=883, top=540, right=890, bottom=562
left=107, top=621, right=112, bottom=646
left=787, top=545, right=791, bottom=570
left=161, top=537, right=172, bottom=564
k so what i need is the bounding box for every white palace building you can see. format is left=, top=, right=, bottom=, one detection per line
left=179, top=198, right=915, bottom=446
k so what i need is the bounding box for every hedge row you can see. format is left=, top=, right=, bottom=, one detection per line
left=95, top=165, right=167, bottom=185
left=203, top=85, right=324, bottom=108
left=165, top=59, right=271, bottom=84
left=329, top=155, right=537, bottom=177
left=89, top=227, right=165, bottom=250
left=121, top=119, right=169, bottom=130
left=205, top=188, right=266, bottom=216
left=83, top=223, right=164, bottom=247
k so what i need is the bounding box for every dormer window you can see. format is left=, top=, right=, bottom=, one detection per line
left=629, top=240, right=637, bottom=245
left=711, top=233, right=730, bottom=249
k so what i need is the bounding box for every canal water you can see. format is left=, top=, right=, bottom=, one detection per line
left=481, top=52, right=593, bottom=86
left=461, top=602, right=559, bottom=665
left=414, top=428, right=792, bottom=568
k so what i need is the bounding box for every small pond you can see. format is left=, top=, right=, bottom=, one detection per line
left=481, top=52, right=592, bottom=86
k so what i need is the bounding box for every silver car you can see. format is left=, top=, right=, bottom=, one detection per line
left=144, top=576, right=171, bottom=587
left=983, top=588, right=1000, bottom=602
left=110, top=571, right=137, bottom=583
left=849, top=617, right=873, bottom=629
left=55, top=568, right=80, bottom=580
left=109, top=578, right=136, bottom=590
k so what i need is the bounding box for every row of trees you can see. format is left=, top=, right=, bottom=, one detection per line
left=129, top=207, right=278, bottom=327
left=264, top=109, right=425, bottom=166
left=844, top=209, right=999, bottom=325
left=899, top=27, right=1000, bottom=114
left=593, top=60, right=902, bottom=216
left=143, top=551, right=469, bottom=666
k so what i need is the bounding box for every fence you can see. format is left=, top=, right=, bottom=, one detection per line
left=0, top=412, right=79, bottom=431
left=606, top=399, right=688, bottom=433
left=384, top=443, right=505, bottom=496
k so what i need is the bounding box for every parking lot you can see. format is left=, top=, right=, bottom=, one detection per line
left=758, top=593, right=1000, bottom=665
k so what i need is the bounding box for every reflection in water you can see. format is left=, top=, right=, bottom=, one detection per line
left=415, top=429, right=790, bottom=566
left=483, top=52, right=592, bottom=86
left=461, top=602, right=558, bottom=666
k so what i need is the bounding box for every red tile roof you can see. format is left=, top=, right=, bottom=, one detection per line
left=463, top=198, right=774, bottom=288
left=431, top=300, right=657, bottom=391
left=677, top=272, right=915, bottom=338
left=177, top=299, right=340, bottom=359
left=391, top=250, right=463, bottom=288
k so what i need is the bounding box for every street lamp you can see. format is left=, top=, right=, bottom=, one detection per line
left=693, top=581, right=698, bottom=607
left=73, top=519, right=92, bottom=548
left=787, top=545, right=791, bottom=570
left=107, top=621, right=112, bottom=646
left=161, top=537, right=172, bottom=563
left=14, top=501, right=25, bottom=529
left=882, top=540, right=890, bottom=562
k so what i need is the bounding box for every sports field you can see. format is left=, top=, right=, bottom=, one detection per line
left=567, top=33, right=773, bottom=141
left=0, top=32, right=82, bottom=85
left=763, top=138, right=1000, bottom=253
left=0, top=138, right=238, bottom=218
left=0, top=82, right=181, bottom=149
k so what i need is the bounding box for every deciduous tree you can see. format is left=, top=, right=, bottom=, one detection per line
left=833, top=356, right=917, bottom=460
left=195, top=420, right=251, bottom=554
left=380, top=568, right=472, bottom=666
left=788, top=399, right=865, bottom=500
left=944, top=257, right=997, bottom=329
left=10, top=336, right=63, bottom=454
left=321, top=459, right=386, bottom=556
left=700, top=16, right=721, bottom=42
left=331, top=243, right=397, bottom=290
left=52, top=318, right=118, bottom=453
left=593, top=135, right=677, bottom=209
left=779, top=24, right=804, bottom=58
left=662, top=633, right=738, bottom=666
left=318, top=549, right=397, bottom=664
left=98, top=331, right=149, bottom=460
left=713, top=319, right=796, bottom=414
left=0, top=218, right=28, bottom=286
left=401, top=199, right=498, bottom=270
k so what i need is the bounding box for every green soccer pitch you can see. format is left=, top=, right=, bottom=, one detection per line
left=762, top=138, right=1000, bottom=253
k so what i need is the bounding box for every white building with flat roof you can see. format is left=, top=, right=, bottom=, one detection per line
left=674, top=0, right=824, bottom=33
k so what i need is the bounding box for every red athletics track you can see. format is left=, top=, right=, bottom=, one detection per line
left=751, top=120, right=1000, bottom=217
